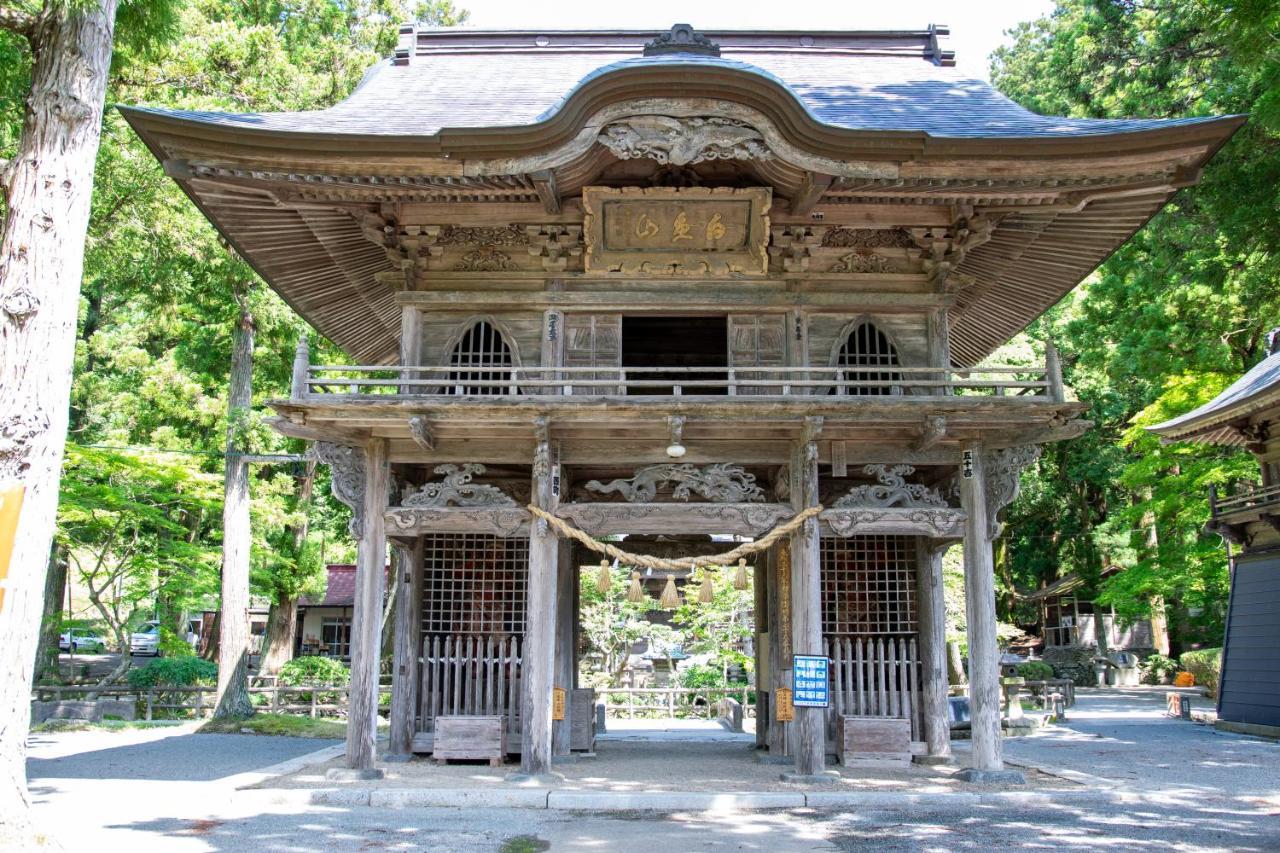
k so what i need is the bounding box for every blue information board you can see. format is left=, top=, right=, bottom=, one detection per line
left=792, top=655, right=829, bottom=708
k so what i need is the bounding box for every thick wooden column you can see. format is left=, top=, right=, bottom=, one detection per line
left=520, top=418, right=559, bottom=777
left=552, top=539, right=575, bottom=756
left=346, top=437, right=389, bottom=772
left=915, top=538, right=952, bottom=761
left=958, top=444, right=1002, bottom=772
left=387, top=536, right=424, bottom=761
left=787, top=417, right=827, bottom=779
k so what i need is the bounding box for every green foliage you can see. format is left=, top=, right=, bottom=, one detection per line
left=1179, top=648, right=1223, bottom=697
left=578, top=565, right=658, bottom=686
left=1141, top=653, right=1180, bottom=685
left=672, top=565, right=754, bottom=681
left=279, top=655, right=349, bottom=685
left=200, top=712, right=347, bottom=738
left=127, top=656, right=217, bottom=689
left=990, top=0, right=1280, bottom=647
left=1017, top=661, right=1055, bottom=681
left=675, top=660, right=747, bottom=686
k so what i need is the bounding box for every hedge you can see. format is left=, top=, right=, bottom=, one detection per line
left=1179, top=648, right=1222, bottom=698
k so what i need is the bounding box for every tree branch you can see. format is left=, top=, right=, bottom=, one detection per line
left=0, top=6, right=36, bottom=40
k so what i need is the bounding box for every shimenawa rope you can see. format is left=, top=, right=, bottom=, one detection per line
left=525, top=503, right=824, bottom=570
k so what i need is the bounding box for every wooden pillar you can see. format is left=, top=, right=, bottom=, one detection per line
left=788, top=418, right=826, bottom=778
left=958, top=444, right=1002, bottom=772
left=347, top=437, right=389, bottom=772
left=766, top=542, right=790, bottom=757
left=915, top=538, right=951, bottom=761
left=753, top=554, right=769, bottom=750
left=520, top=418, right=558, bottom=776
left=552, top=539, right=575, bottom=756
left=387, top=536, right=424, bottom=761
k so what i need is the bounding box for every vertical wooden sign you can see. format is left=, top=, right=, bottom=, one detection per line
left=0, top=485, right=24, bottom=612
left=775, top=687, right=794, bottom=722
left=777, top=541, right=792, bottom=661
left=552, top=687, right=566, bottom=721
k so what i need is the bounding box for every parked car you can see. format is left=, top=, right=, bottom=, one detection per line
left=58, top=628, right=107, bottom=654
left=130, top=621, right=160, bottom=656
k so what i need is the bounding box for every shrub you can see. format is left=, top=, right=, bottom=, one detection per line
left=1141, top=653, right=1179, bottom=685
left=1179, top=648, right=1222, bottom=697
left=678, top=663, right=727, bottom=689
left=279, top=656, right=349, bottom=686
left=127, top=657, right=217, bottom=689
left=1017, top=661, right=1055, bottom=681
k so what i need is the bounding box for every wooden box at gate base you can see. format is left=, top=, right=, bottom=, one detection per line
left=571, top=688, right=596, bottom=752
left=433, top=715, right=507, bottom=765
left=837, top=716, right=911, bottom=768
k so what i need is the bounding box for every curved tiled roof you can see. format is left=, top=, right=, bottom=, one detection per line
left=131, top=49, right=1225, bottom=141
left=1149, top=348, right=1280, bottom=445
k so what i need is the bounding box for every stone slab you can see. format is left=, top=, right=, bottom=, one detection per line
left=326, top=767, right=385, bottom=782
left=548, top=790, right=805, bottom=811
left=371, top=788, right=550, bottom=809
left=779, top=771, right=842, bottom=785
left=954, top=767, right=1026, bottom=785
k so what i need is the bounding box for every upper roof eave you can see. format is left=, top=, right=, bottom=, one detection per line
left=1148, top=351, right=1280, bottom=444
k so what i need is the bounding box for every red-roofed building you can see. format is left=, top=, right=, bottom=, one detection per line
left=296, top=564, right=358, bottom=659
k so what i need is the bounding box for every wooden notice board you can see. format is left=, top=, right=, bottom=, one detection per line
left=775, top=687, right=794, bottom=722
left=552, top=687, right=566, bottom=721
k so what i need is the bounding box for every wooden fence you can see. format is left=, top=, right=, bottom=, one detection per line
left=32, top=683, right=390, bottom=721
left=825, top=636, right=923, bottom=742
left=600, top=687, right=756, bottom=719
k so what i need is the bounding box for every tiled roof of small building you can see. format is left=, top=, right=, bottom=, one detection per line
left=300, top=564, right=356, bottom=608
left=129, top=34, right=1224, bottom=140
left=1149, top=346, right=1280, bottom=445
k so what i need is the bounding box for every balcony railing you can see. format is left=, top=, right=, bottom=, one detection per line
left=1209, top=481, right=1280, bottom=520
left=290, top=363, right=1064, bottom=402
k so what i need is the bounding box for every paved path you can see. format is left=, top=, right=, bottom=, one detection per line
left=1002, top=687, right=1280, bottom=801
left=19, top=689, right=1280, bottom=851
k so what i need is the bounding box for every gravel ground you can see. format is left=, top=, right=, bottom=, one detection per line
left=1003, top=686, right=1280, bottom=800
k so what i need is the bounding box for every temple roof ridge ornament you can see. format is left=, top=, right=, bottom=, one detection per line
left=598, top=115, right=772, bottom=166
left=643, top=24, right=720, bottom=58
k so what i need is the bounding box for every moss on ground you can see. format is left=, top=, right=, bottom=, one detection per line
left=31, top=719, right=184, bottom=733
left=198, top=713, right=347, bottom=738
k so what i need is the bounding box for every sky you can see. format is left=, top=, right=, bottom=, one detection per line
left=455, top=0, right=1057, bottom=80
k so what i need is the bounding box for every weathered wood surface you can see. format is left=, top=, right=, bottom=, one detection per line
left=346, top=438, right=389, bottom=770
left=959, top=444, right=1002, bottom=771
left=388, top=538, right=424, bottom=758
left=837, top=716, right=912, bottom=768
left=824, top=636, right=922, bottom=743
left=790, top=419, right=826, bottom=776
left=520, top=420, right=558, bottom=775
left=416, top=634, right=522, bottom=747
left=570, top=688, right=596, bottom=752
left=916, top=541, right=952, bottom=759
left=556, top=502, right=793, bottom=537
left=434, top=715, right=508, bottom=764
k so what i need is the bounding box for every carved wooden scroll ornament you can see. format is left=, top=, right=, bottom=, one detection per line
left=401, top=463, right=516, bottom=508
left=585, top=462, right=766, bottom=503
left=833, top=464, right=948, bottom=509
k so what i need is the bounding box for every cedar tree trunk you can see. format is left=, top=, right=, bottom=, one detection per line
left=32, top=543, right=67, bottom=686
left=212, top=299, right=255, bottom=718
left=0, top=0, right=121, bottom=838
left=259, top=594, right=297, bottom=676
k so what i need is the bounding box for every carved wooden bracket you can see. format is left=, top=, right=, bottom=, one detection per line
left=983, top=444, right=1041, bottom=538
left=311, top=441, right=366, bottom=536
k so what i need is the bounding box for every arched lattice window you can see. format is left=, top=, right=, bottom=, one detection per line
left=448, top=321, right=516, bottom=395
left=834, top=322, right=901, bottom=395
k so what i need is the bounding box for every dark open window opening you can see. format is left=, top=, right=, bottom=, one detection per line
left=834, top=322, right=901, bottom=395
left=448, top=320, right=516, bottom=395
left=622, top=316, right=728, bottom=395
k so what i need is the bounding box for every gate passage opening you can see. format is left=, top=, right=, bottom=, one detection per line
left=622, top=316, right=728, bottom=395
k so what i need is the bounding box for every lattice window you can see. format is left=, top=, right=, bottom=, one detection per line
left=420, top=534, right=529, bottom=636
left=447, top=321, right=516, bottom=395
left=834, top=322, right=901, bottom=395
left=821, top=536, right=917, bottom=636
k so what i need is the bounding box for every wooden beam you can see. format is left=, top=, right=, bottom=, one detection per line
left=387, top=538, right=423, bottom=760
left=788, top=423, right=827, bottom=779
left=265, top=415, right=370, bottom=447
left=408, top=415, right=435, bottom=451
left=531, top=170, right=561, bottom=214
left=916, top=539, right=952, bottom=761
left=520, top=417, right=559, bottom=777
left=958, top=444, right=1003, bottom=772
left=347, top=437, right=389, bottom=772
left=790, top=172, right=834, bottom=216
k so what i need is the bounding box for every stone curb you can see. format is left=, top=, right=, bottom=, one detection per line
left=238, top=786, right=1192, bottom=811
left=225, top=742, right=349, bottom=791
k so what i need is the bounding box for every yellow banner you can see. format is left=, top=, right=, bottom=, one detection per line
left=0, top=485, right=25, bottom=613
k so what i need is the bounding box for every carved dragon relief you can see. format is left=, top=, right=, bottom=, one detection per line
left=821, top=227, right=915, bottom=249
left=399, top=463, right=517, bottom=508
left=598, top=116, right=773, bottom=166
left=453, top=248, right=516, bottom=272
left=833, top=464, right=949, bottom=509
left=311, top=441, right=366, bottom=537
left=828, top=252, right=897, bottom=274
left=585, top=463, right=766, bottom=503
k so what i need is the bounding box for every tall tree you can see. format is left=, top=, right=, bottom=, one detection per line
left=0, top=0, right=133, bottom=836
left=212, top=283, right=254, bottom=717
